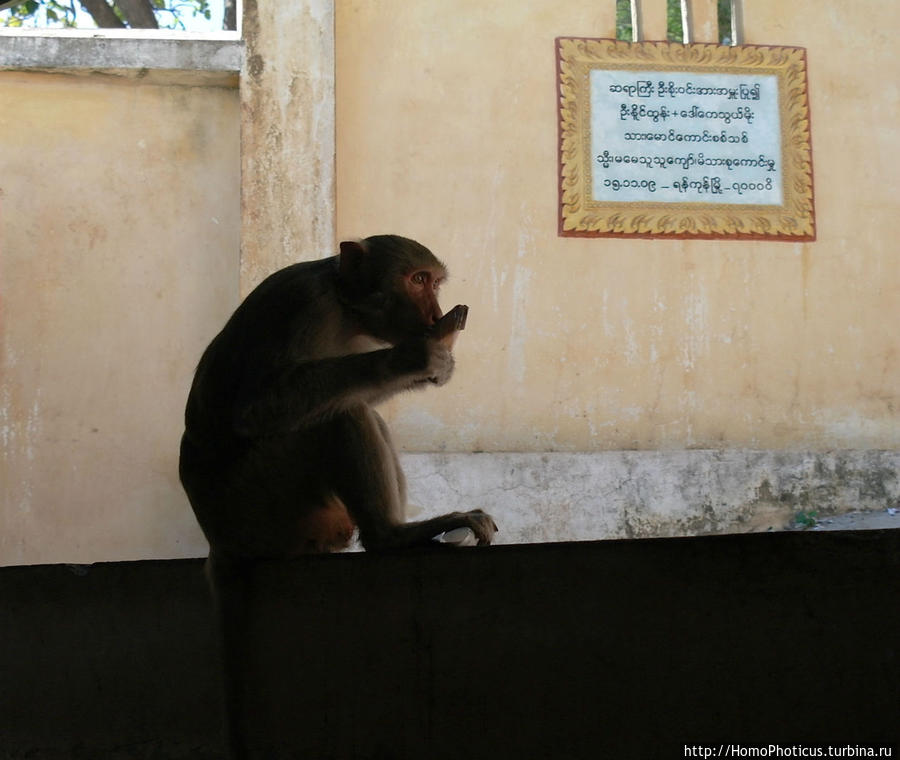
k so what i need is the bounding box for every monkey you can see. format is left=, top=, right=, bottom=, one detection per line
left=179, top=234, right=496, bottom=559
left=178, top=235, right=497, bottom=758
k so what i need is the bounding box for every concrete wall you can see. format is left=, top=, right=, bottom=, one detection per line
left=331, top=0, right=900, bottom=543
left=335, top=0, right=900, bottom=455
left=3, top=531, right=898, bottom=758
left=2, top=0, right=899, bottom=567
left=404, top=449, right=900, bottom=542
left=0, top=61, right=240, bottom=565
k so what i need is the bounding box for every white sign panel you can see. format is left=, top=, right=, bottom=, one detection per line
left=557, top=39, right=815, bottom=240
left=590, top=70, right=781, bottom=205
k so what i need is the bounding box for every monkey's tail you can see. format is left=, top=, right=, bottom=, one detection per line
left=206, top=553, right=253, bottom=760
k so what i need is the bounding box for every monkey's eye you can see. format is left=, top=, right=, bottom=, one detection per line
left=411, top=271, right=429, bottom=286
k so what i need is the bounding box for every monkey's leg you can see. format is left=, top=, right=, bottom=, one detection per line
left=329, top=406, right=497, bottom=549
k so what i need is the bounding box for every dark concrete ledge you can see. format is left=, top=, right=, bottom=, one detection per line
left=2, top=530, right=898, bottom=758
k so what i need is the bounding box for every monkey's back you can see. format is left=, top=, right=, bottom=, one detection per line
left=182, top=257, right=339, bottom=445
left=179, top=256, right=354, bottom=557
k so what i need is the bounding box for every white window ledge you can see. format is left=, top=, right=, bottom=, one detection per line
left=0, top=29, right=242, bottom=85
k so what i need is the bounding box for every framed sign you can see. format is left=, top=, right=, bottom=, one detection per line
left=557, top=38, right=815, bottom=240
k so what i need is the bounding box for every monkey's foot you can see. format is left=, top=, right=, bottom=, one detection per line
left=440, top=509, right=496, bottom=546
left=433, top=527, right=478, bottom=546
left=431, top=510, right=497, bottom=547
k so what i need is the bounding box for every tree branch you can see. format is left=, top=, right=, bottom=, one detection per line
left=223, top=0, right=236, bottom=31
left=114, top=0, right=158, bottom=28
left=79, top=0, right=125, bottom=28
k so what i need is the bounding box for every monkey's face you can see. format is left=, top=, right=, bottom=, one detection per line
left=338, top=237, right=449, bottom=345
left=404, top=266, right=445, bottom=326
left=372, top=265, right=446, bottom=344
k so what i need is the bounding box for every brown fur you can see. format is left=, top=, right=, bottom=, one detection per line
left=179, top=236, right=497, bottom=759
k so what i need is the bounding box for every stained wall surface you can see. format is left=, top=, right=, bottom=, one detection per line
left=0, top=70, right=240, bottom=565
left=335, top=0, right=900, bottom=454
left=2, top=0, right=899, bottom=567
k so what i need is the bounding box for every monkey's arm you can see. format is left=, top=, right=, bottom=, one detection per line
left=232, top=343, right=444, bottom=437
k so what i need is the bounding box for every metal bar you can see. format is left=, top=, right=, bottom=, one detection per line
left=630, top=0, right=643, bottom=42
left=731, top=0, right=744, bottom=45
left=681, top=0, right=692, bottom=43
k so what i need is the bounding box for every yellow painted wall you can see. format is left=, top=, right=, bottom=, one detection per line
left=3, top=0, right=898, bottom=566
left=335, top=0, right=900, bottom=453
left=0, top=71, right=240, bottom=565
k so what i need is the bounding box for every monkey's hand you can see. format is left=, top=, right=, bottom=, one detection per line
left=418, top=339, right=454, bottom=386
left=391, top=338, right=455, bottom=387
left=424, top=340, right=454, bottom=386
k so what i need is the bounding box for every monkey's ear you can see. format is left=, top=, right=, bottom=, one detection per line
left=339, top=240, right=367, bottom=281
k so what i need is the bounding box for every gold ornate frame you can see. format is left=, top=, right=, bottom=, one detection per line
left=557, top=38, right=815, bottom=240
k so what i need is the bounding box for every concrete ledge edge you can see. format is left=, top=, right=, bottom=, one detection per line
left=0, top=30, right=242, bottom=73
left=400, top=449, right=900, bottom=543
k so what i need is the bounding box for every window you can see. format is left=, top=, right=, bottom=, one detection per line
left=0, top=0, right=238, bottom=33
left=615, top=0, right=740, bottom=45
